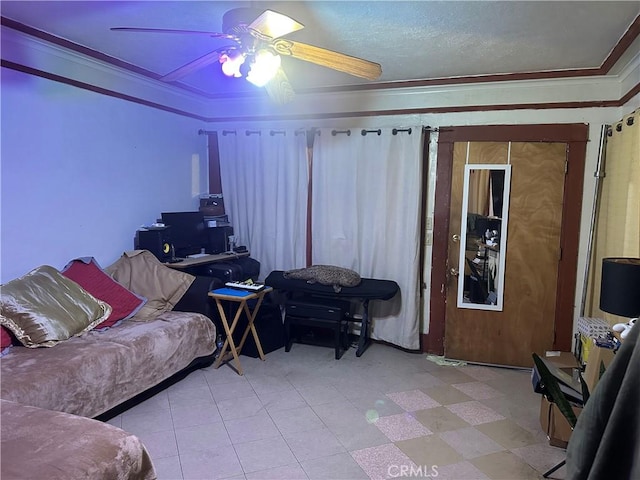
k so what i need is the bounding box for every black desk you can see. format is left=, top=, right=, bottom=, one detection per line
left=164, top=251, right=250, bottom=270
left=265, top=271, right=399, bottom=356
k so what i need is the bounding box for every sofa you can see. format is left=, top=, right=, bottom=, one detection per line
left=0, top=250, right=219, bottom=479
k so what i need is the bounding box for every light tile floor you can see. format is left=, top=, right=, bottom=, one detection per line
left=106, top=342, right=566, bottom=480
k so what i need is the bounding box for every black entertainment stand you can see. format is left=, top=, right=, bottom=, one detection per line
left=165, top=251, right=260, bottom=284
left=265, top=271, right=399, bottom=357
left=163, top=251, right=250, bottom=270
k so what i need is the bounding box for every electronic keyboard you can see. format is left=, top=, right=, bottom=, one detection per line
left=225, top=281, right=265, bottom=292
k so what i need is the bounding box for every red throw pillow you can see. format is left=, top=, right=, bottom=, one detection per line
left=1, top=326, right=13, bottom=349
left=62, top=257, right=147, bottom=329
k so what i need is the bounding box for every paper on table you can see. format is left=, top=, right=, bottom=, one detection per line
left=211, top=287, right=252, bottom=297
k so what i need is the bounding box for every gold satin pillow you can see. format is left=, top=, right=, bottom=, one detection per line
left=105, top=250, right=194, bottom=320
left=0, top=265, right=111, bottom=348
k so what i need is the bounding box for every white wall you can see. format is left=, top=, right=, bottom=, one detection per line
left=0, top=68, right=209, bottom=283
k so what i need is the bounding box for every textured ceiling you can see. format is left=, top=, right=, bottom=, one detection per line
left=1, top=1, right=638, bottom=98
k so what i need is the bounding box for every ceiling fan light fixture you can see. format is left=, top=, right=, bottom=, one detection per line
left=246, top=49, right=281, bottom=87
left=112, top=8, right=382, bottom=102
left=250, top=10, right=304, bottom=40
left=219, top=51, right=245, bottom=77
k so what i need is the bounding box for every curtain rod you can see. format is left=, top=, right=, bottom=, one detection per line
left=199, top=128, right=307, bottom=136
left=579, top=124, right=610, bottom=317
left=200, top=126, right=437, bottom=136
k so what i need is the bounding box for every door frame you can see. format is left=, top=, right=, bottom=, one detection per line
left=425, top=124, right=588, bottom=355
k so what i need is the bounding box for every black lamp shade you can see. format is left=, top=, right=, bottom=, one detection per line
left=599, top=257, right=640, bottom=317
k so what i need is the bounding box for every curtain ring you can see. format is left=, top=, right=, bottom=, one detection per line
left=331, top=129, right=351, bottom=136
left=361, top=129, right=381, bottom=136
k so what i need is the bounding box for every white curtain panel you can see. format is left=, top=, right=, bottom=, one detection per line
left=312, top=127, right=423, bottom=350
left=218, top=129, right=309, bottom=280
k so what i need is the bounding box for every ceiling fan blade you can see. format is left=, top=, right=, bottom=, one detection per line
left=111, top=27, right=238, bottom=41
left=264, top=67, right=296, bottom=105
left=160, top=48, right=229, bottom=82
left=272, top=39, right=381, bottom=81
left=248, top=10, right=304, bottom=40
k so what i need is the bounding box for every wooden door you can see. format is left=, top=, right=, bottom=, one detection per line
left=444, top=141, right=566, bottom=366
left=427, top=124, right=587, bottom=367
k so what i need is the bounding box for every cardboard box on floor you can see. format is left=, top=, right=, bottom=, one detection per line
left=537, top=346, right=616, bottom=447
left=532, top=351, right=580, bottom=395
left=583, top=343, right=616, bottom=393
left=537, top=351, right=582, bottom=448
left=539, top=395, right=583, bottom=448
left=543, top=351, right=580, bottom=372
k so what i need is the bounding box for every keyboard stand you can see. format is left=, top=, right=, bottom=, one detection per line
left=264, top=271, right=399, bottom=357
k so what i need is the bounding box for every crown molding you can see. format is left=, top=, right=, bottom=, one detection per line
left=2, top=21, right=638, bottom=123
left=1, top=25, right=212, bottom=119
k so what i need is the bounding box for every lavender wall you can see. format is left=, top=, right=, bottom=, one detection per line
left=0, top=69, right=208, bottom=283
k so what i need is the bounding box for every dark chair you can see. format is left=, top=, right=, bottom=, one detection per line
left=465, top=258, right=488, bottom=303
left=532, top=353, right=587, bottom=478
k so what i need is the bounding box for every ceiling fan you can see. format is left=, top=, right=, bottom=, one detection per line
left=111, top=8, right=382, bottom=104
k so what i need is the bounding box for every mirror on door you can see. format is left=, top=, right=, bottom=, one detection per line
left=457, top=164, right=512, bottom=311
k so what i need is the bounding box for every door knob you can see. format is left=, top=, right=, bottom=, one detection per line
left=452, top=234, right=460, bottom=243
left=450, top=267, right=459, bottom=277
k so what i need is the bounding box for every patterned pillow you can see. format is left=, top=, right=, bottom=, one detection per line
left=0, top=265, right=111, bottom=347
left=62, top=257, right=147, bottom=329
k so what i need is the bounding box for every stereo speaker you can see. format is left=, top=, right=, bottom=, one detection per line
left=206, top=226, right=234, bottom=254
left=138, top=227, right=172, bottom=262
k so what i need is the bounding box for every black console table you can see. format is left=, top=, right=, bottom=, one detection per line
left=164, top=251, right=250, bottom=270
left=265, top=271, right=399, bottom=357
left=164, top=252, right=259, bottom=282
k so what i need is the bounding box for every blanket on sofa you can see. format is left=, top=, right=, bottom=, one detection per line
left=1, top=399, right=155, bottom=480
left=0, top=311, right=215, bottom=418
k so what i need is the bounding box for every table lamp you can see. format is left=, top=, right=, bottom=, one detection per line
left=600, top=257, right=640, bottom=339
